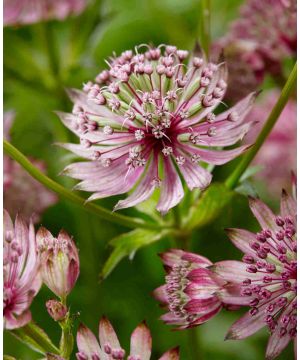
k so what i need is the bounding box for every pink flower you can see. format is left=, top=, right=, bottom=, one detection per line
left=213, top=191, right=297, bottom=359
left=36, top=227, right=80, bottom=299
left=4, top=112, right=57, bottom=223
left=46, top=299, right=68, bottom=321
left=153, top=249, right=243, bottom=329
left=243, top=90, right=296, bottom=193
left=4, top=0, right=87, bottom=26
left=213, top=0, right=296, bottom=101
left=3, top=210, right=42, bottom=329
left=59, top=44, right=256, bottom=214
left=76, top=316, right=179, bottom=360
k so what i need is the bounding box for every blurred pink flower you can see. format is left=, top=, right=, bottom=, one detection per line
left=244, top=90, right=296, bottom=193
left=3, top=210, right=42, bottom=329
left=59, top=44, right=257, bottom=214
left=213, top=0, right=296, bottom=101
left=4, top=112, right=57, bottom=223
left=76, top=316, right=179, bottom=360
left=36, top=227, right=80, bottom=299
left=153, top=249, right=243, bottom=329
left=4, top=0, right=88, bottom=26
left=213, top=192, right=297, bottom=360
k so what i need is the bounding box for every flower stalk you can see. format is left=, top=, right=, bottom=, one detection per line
left=199, top=0, right=211, bottom=58
left=3, top=140, right=161, bottom=230
left=225, top=61, right=297, bottom=190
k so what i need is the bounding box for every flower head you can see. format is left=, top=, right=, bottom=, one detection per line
left=37, top=227, right=80, bottom=298
left=3, top=210, right=42, bottom=329
left=213, top=0, right=296, bottom=101
left=153, top=249, right=242, bottom=329
left=4, top=112, right=57, bottom=223
left=46, top=299, right=68, bottom=321
left=213, top=191, right=297, bottom=359
left=243, top=90, right=296, bottom=193
left=76, top=316, right=179, bottom=360
left=4, top=0, right=87, bottom=26
left=59, top=44, right=256, bottom=214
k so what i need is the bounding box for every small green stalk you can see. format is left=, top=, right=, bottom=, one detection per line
left=58, top=298, right=73, bottom=360
left=4, top=140, right=164, bottom=230
left=225, top=62, right=297, bottom=190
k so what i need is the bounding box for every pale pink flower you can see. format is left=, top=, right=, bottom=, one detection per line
left=244, top=90, right=296, bottom=193
left=4, top=0, right=88, bottom=26
left=213, top=0, right=296, bottom=101
left=36, top=227, right=80, bottom=299
left=3, top=210, right=42, bottom=329
left=4, top=112, right=57, bottom=223
left=59, top=44, right=257, bottom=214
left=153, top=249, right=245, bottom=329
left=76, top=316, right=179, bottom=360
left=213, top=191, right=297, bottom=360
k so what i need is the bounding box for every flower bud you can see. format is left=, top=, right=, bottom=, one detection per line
left=46, top=299, right=68, bottom=321
left=37, top=227, right=80, bottom=298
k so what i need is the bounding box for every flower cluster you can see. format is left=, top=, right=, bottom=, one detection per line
left=4, top=0, right=87, bottom=26
left=213, top=0, right=296, bottom=101
left=59, top=44, right=256, bottom=214
left=3, top=210, right=42, bottom=329
left=4, top=112, right=57, bottom=223
left=243, top=90, right=296, bottom=192
left=76, top=316, right=179, bottom=360
left=155, top=188, right=297, bottom=359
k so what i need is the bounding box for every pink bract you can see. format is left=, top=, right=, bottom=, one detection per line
left=4, top=0, right=87, bottom=26
left=213, top=190, right=297, bottom=360
left=76, top=316, right=179, bottom=360
left=59, top=44, right=257, bottom=214
left=3, top=210, right=42, bottom=329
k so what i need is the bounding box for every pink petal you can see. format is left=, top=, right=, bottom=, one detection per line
left=130, top=322, right=152, bottom=360
left=265, top=326, right=291, bottom=360
left=226, top=228, right=258, bottom=258
left=248, top=197, right=278, bottom=232
left=99, top=317, right=121, bottom=351
left=158, top=347, right=180, bottom=360
left=218, top=284, right=250, bottom=306
left=188, top=304, right=222, bottom=327
left=184, top=296, right=221, bottom=315
left=77, top=323, right=102, bottom=358
left=152, top=285, right=168, bottom=304
left=177, top=156, right=212, bottom=190
left=211, top=260, right=258, bottom=283
left=4, top=309, right=32, bottom=330
left=280, top=189, right=296, bottom=218
left=226, top=309, right=266, bottom=340
left=156, top=157, right=184, bottom=215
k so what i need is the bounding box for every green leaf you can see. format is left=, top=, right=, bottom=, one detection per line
left=10, top=322, right=60, bottom=355
left=4, top=356, right=16, bottom=360
left=101, top=228, right=170, bottom=279
left=184, top=183, right=234, bottom=230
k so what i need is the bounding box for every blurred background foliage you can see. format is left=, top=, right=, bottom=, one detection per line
left=3, top=0, right=293, bottom=359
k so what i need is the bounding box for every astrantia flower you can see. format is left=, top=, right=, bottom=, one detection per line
left=153, top=249, right=244, bottom=329
left=59, top=44, right=257, bottom=214
left=37, top=227, right=80, bottom=298
left=3, top=210, right=42, bottom=329
left=213, top=192, right=297, bottom=359
left=4, top=112, right=57, bottom=223
left=244, top=90, right=296, bottom=193
left=4, top=0, right=87, bottom=26
left=76, top=316, right=179, bottom=360
left=213, top=0, right=296, bottom=101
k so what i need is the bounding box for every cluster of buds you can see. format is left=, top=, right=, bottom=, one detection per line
left=59, top=44, right=256, bottom=214
left=76, top=316, right=179, bottom=360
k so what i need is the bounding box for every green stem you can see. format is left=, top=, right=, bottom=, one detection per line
left=199, top=0, right=211, bottom=58
left=187, top=327, right=202, bottom=359
left=4, top=140, right=163, bottom=230
left=10, top=322, right=60, bottom=355
left=225, top=62, right=297, bottom=190
left=42, top=23, right=60, bottom=85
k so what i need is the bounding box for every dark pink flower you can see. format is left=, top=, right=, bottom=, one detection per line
left=213, top=191, right=297, bottom=359
left=153, top=249, right=243, bottom=329
left=4, top=112, right=58, bottom=223
left=59, top=44, right=256, bottom=214
left=76, top=316, right=179, bottom=360
left=243, top=90, right=296, bottom=193
left=3, top=210, right=42, bottom=329
left=4, top=0, right=87, bottom=26
left=37, top=227, right=80, bottom=299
